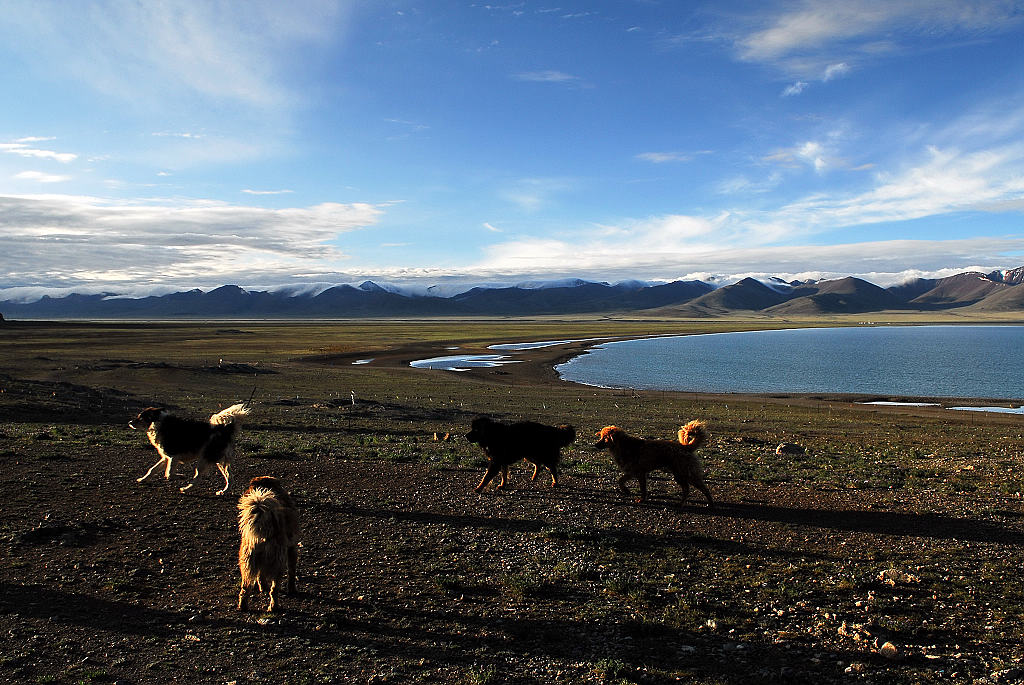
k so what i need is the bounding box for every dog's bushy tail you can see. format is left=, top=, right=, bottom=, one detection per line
left=678, top=420, right=708, bottom=449
left=238, top=488, right=285, bottom=542
left=211, top=403, right=251, bottom=426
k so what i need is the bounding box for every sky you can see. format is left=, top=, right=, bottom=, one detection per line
left=2, top=0, right=1024, bottom=300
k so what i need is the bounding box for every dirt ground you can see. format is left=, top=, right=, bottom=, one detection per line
left=2, top=322, right=1024, bottom=684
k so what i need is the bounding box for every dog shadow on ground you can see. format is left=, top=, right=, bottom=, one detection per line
left=708, top=500, right=1023, bottom=545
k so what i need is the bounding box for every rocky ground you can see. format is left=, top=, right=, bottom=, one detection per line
left=2, top=321, right=1024, bottom=684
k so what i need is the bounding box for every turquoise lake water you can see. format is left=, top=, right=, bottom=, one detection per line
left=555, top=325, right=1024, bottom=400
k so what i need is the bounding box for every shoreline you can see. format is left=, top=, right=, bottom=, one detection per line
left=335, top=335, right=1024, bottom=421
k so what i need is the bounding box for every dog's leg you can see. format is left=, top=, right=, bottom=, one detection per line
left=636, top=474, right=648, bottom=503
left=238, top=582, right=252, bottom=611
left=695, top=483, right=714, bottom=507
left=672, top=472, right=691, bottom=505
left=179, top=468, right=200, bottom=493
left=180, top=461, right=210, bottom=493
left=497, top=465, right=509, bottom=490
left=215, top=462, right=230, bottom=496
left=548, top=464, right=559, bottom=488
left=617, top=473, right=633, bottom=497
left=137, top=457, right=168, bottom=483
left=691, top=474, right=715, bottom=508
left=266, top=577, right=280, bottom=612
left=529, top=461, right=540, bottom=481
left=163, top=456, right=177, bottom=480
left=475, top=462, right=502, bottom=492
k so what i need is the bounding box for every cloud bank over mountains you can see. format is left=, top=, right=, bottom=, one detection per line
left=2, top=181, right=1023, bottom=299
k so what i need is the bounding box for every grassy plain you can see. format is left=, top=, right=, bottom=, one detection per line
left=1, top=317, right=1023, bottom=684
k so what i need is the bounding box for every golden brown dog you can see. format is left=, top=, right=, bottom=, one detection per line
left=594, top=420, right=714, bottom=506
left=130, top=403, right=250, bottom=495
left=237, top=476, right=300, bottom=612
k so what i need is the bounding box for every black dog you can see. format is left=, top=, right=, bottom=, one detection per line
left=466, top=416, right=576, bottom=492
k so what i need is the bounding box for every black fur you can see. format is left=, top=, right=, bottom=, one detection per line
left=466, top=416, right=576, bottom=492
left=151, top=414, right=234, bottom=458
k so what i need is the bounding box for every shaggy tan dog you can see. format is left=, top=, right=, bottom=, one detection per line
left=237, top=477, right=300, bottom=612
left=594, top=420, right=714, bottom=506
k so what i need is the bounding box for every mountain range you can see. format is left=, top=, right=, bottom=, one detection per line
left=3, top=267, right=1024, bottom=319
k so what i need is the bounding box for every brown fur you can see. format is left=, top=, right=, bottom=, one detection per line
left=237, top=477, right=300, bottom=612
left=466, top=416, right=576, bottom=492
left=130, top=403, right=250, bottom=495
left=594, top=420, right=714, bottom=506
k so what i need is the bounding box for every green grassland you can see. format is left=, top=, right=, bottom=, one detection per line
left=1, top=318, right=1023, bottom=684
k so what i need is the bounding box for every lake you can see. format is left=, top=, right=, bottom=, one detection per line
left=555, top=325, right=1024, bottom=400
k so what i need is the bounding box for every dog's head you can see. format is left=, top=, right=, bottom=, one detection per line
left=593, top=425, right=621, bottom=450
left=129, top=407, right=165, bottom=430
left=556, top=424, right=577, bottom=446
left=465, top=416, right=494, bottom=444
left=247, top=475, right=282, bottom=491
left=245, top=476, right=286, bottom=500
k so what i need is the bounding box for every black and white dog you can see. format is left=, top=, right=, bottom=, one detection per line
left=130, top=403, right=250, bottom=495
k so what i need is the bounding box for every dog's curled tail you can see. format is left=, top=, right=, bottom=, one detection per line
left=678, top=420, right=708, bottom=449
left=211, top=403, right=251, bottom=426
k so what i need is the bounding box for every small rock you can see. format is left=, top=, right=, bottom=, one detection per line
left=878, top=642, right=899, bottom=660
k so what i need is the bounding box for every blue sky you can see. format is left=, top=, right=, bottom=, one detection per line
left=2, top=0, right=1024, bottom=299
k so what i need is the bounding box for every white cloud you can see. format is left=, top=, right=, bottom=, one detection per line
left=1, top=142, right=77, bottom=163
left=483, top=222, right=502, bottom=232
left=774, top=143, right=1024, bottom=228
left=14, top=171, right=71, bottom=183
left=242, top=189, right=294, bottom=195
left=782, top=81, right=807, bottom=96
left=0, top=1, right=349, bottom=110
left=636, top=151, right=693, bottom=163
left=499, top=177, right=576, bottom=211
left=717, top=172, right=784, bottom=195
left=0, top=193, right=383, bottom=288
left=513, top=70, right=580, bottom=83
left=763, top=139, right=832, bottom=172
left=471, top=121, right=1024, bottom=282
left=468, top=229, right=1024, bottom=285
left=823, top=62, right=850, bottom=80
left=738, top=0, right=1024, bottom=76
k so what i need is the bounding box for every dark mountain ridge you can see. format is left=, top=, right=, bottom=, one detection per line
left=2, top=268, right=1024, bottom=319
